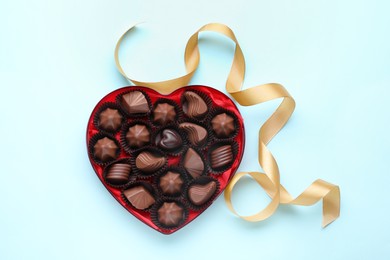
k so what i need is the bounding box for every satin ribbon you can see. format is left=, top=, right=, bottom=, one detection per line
left=114, top=23, right=340, bottom=227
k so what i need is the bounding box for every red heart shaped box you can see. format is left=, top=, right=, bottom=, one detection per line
left=86, top=85, right=245, bottom=234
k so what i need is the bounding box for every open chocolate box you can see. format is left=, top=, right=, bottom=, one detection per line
left=86, top=86, right=245, bottom=234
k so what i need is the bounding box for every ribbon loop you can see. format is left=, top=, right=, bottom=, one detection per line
left=114, top=23, right=340, bottom=227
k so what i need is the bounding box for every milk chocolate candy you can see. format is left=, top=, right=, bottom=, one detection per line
left=182, top=91, right=208, bottom=118
left=153, top=103, right=176, bottom=124
left=188, top=181, right=217, bottom=206
left=211, top=113, right=235, bottom=138
left=183, top=148, right=204, bottom=178
left=123, top=186, right=155, bottom=210
left=135, top=151, right=166, bottom=173
left=157, top=202, right=184, bottom=227
left=98, top=108, right=122, bottom=132
left=106, top=163, right=131, bottom=185
left=121, top=91, right=149, bottom=114
left=93, top=137, right=118, bottom=162
left=210, top=145, right=233, bottom=169
left=179, top=122, right=207, bottom=146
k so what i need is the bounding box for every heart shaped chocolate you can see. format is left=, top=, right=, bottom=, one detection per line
left=87, top=86, right=245, bottom=234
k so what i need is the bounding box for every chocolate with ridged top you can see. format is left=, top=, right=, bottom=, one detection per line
left=135, top=151, right=166, bottom=173
left=155, top=129, right=182, bottom=151
left=179, top=122, right=207, bottom=146
left=157, top=202, right=184, bottom=227
left=123, top=186, right=155, bottom=210
left=182, top=91, right=208, bottom=118
left=98, top=108, right=122, bottom=132
left=211, top=113, right=235, bottom=138
left=159, top=171, right=184, bottom=195
left=183, top=148, right=204, bottom=178
left=93, top=137, right=118, bottom=162
left=210, top=145, right=233, bottom=169
left=153, top=103, right=176, bottom=124
left=106, top=163, right=131, bottom=185
left=188, top=181, right=217, bottom=206
left=126, top=124, right=150, bottom=148
left=121, top=91, right=149, bottom=114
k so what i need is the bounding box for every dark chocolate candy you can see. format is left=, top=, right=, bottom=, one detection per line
left=183, top=148, right=204, bottom=178
left=98, top=108, right=122, bottom=132
left=155, top=129, right=182, bottom=151
left=153, top=103, right=176, bottom=124
left=135, top=151, right=166, bottom=173
left=126, top=124, right=150, bottom=148
left=179, top=122, right=207, bottom=146
left=188, top=181, right=217, bottom=206
left=182, top=91, right=208, bottom=118
left=106, top=163, right=131, bottom=185
left=211, top=113, right=235, bottom=138
left=123, top=186, right=155, bottom=210
left=93, top=137, right=118, bottom=162
left=121, top=91, right=149, bottom=114
left=159, top=171, right=184, bottom=195
left=210, top=145, right=233, bottom=169
left=157, top=202, right=184, bottom=227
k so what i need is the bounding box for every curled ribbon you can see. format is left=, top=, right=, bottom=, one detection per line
left=114, top=23, right=340, bottom=227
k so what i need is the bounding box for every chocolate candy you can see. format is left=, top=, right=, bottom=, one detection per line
left=106, top=163, right=131, bottom=185
left=183, top=148, right=204, bottom=178
left=211, top=113, right=235, bottom=138
left=126, top=124, right=150, bottom=148
left=155, top=129, right=183, bottom=151
left=121, top=91, right=149, bottom=114
left=93, top=137, right=118, bottom=162
left=210, top=145, right=233, bottom=169
left=188, top=181, right=217, bottom=206
left=182, top=91, right=208, bottom=118
left=159, top=171, right=184, bottom=195
left=157, top=202, right=184, bottom=227
left=98, top=108, right=122, bottom=132
left=136, top=151, right=166, bottom=173
left=153, top=103, right=176, bottom=124
left=179, top=122, right=207, bottom=146
left=123, top=186, right=155, bottom=210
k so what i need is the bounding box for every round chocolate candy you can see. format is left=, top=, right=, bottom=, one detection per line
left=159, top=171, right=184, bottom=195
left=211, top=113, right=235, bottom=138
left=157, top=202, right=184, bottom=227
left=153, top=103, right=176, bottom=124
left=98, top=108, right=123, bottom=132
left=93, top=137, right=119, bottom=162
left=126, top=124, right=150, bottom=148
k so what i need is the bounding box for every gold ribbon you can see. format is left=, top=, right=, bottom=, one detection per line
left=114, top=23, right=340, bottom=227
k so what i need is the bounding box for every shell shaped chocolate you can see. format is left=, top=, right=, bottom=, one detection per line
left=188, top=181, right=217, bottom=206
left=179, top=122, right=207, bottom=146
left=182, top=91, right=208, bottom=118
left=135, top=151, right=166, bottom=173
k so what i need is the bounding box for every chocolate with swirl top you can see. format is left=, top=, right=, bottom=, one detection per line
left=182, top=91, right=208, bottom=118
left=179, top=122, right=207, bottom=146
left=135, top=151, right=166, bottom=173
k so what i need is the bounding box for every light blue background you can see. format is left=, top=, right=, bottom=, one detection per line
left=1, top=0, right=389, bottom=259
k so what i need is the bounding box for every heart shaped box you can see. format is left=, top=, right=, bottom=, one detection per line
left=86, top=85, right=245, bottom=234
